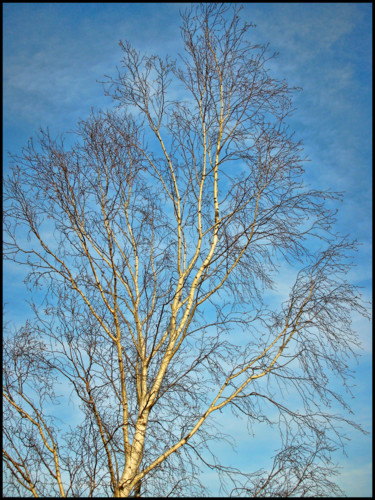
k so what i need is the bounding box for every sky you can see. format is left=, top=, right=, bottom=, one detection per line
left=3, top=2, right=372, bottom=497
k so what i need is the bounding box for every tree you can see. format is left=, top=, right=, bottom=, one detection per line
left=3, top=3, right=369, bottom=497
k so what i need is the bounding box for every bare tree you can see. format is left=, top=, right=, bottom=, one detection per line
left=3, top=3, right=369, bottom=497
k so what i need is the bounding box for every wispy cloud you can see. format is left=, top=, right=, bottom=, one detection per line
left=3, top=3, right=371, bottom=496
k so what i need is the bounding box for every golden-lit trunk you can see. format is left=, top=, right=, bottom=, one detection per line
left=115, top=475, right=141, bottom=498
left=133, top=480, right=142, bottom=497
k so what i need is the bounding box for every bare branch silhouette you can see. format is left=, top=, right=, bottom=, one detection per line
left=3, top=3, right=369, bottom=497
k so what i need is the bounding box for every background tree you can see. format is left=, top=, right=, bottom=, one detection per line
left=3, top=3, right=369, bottom=497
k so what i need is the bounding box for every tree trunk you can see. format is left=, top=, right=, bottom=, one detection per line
left=134, top=480, right=141, bottom=497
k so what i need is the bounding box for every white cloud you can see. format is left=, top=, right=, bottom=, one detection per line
left=3, top=3, right=187, bottom=133
left=3, top=4, right=371, bottom=496
left=337, top=461, right=372, bottom=497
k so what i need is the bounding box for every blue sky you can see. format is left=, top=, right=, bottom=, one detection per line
left=3, top=2, right=372, bottom=496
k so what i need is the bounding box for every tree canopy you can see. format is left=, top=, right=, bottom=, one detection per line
left=3, top=3, right=369, bottom=497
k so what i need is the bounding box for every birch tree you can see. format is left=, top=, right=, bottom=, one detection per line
left=3, top=3, right=369, bottom=497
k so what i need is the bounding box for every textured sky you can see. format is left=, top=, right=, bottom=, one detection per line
left=3, top=3, right=372, bottom=496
